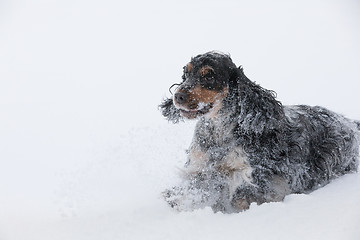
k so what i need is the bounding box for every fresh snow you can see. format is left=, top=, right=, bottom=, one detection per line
left=1, top=0, right=360, bottom=240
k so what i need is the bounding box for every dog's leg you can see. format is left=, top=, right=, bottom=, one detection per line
left=229, top=175, right=291, bottom=212
left=162, top=173, right=222, bottom=211
left=229, top=185, right=262, bottom=212
left=264, top=175, right=291, bottom=202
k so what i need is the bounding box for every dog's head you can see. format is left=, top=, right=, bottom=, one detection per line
left=173, top=51, right=237, bottom=119
left=160, top=51, right=283, bottom=135
left=159, top=51, right=239, bottom=122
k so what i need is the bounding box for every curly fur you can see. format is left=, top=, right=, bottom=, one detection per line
left=159, top=51, right=360, bottom=213
left=159, top=98, right=183, bottom=123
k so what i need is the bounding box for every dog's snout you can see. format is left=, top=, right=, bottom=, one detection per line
left=174, top=92, right=188, bottom=104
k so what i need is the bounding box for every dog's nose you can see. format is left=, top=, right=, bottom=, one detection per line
left=174, top=92, right=188, bottom=104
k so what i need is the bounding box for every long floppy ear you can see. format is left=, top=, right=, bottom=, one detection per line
left=231, top=67, right=284, bottom=134
left=159, top=98, right=183, bottom=123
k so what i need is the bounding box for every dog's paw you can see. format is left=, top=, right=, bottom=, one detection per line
left=231, top=197, right=250, bottom=212
left=162, top=187, right=184, bottom=211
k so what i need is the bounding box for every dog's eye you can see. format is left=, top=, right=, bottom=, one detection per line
left=200, top=74, right=217, bottom=90
left=203, top=76, right=215, bottom=83
left=201, top=72, right=215, bottom=83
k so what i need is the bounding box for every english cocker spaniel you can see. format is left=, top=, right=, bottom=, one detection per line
left=159, top=51, right=360, bottom=213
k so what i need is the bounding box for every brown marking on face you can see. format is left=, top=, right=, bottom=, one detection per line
left=199, top=66, right=214, bottom=77
left=174, top=85, right=229, bottom=119
left=188, top=86, right=219, bottom=105
left=186, top=63, right=193, bottom=73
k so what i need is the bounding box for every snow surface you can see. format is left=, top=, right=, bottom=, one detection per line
left=1, top=0, right=360, bottom=239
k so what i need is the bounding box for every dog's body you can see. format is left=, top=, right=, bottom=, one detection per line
left=160, top=51, right=360, bottom=213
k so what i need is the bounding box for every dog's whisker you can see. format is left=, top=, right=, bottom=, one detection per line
left=169, top=83, right=181, bottom=95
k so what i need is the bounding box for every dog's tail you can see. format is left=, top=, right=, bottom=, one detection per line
left=355, top=120, right=360, bottom=132
left=356, top=121, right=360, bottom=130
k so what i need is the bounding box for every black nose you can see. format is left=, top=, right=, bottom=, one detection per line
left=174, top=92, right=188, bottom=104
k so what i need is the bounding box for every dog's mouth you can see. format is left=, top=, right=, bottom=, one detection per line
left=178, top=104, right=212, bottom=119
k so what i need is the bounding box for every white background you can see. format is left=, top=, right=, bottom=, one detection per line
left=0, top=0, right=359, bottom=239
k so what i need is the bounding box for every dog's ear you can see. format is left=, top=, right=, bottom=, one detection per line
left=159, top=98, right=183, bottom=123
left=228, top=66, right=242, bottom=89
left=228, top=66, right=247, bottom=94
left=231, top=67, right=284, bottom=134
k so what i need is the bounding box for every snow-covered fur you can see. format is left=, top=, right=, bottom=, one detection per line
left=159, top=51, right=360, bottom=213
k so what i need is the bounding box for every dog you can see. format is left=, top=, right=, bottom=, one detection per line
left=159, top=51, right=360, bottom=213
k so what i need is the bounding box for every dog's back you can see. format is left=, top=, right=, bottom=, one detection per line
left=283, top=105, right=360, bottom=192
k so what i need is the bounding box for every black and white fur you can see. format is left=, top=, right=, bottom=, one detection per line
left=160, top=51, right=360, bottom=213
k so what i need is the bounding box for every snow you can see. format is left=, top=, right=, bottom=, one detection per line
left=1, top=0, right=360, bottom=239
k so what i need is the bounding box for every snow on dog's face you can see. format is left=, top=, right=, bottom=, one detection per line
left=173, top=51, right=235, bottom=119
